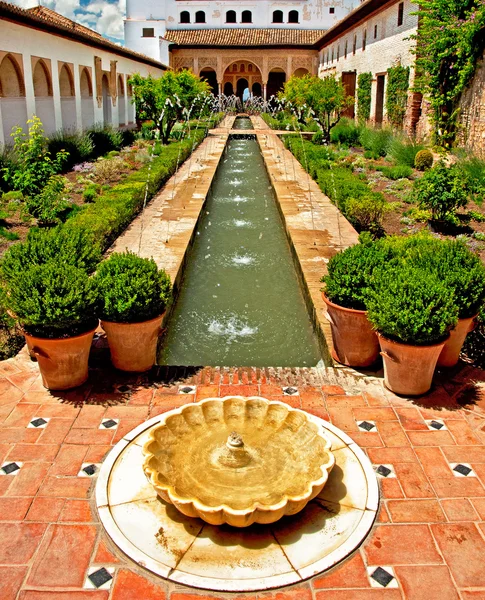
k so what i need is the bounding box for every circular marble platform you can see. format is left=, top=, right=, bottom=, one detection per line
left=96, top=398, right=379, bottom=592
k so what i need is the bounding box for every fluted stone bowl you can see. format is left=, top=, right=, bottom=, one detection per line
left=142, top=396, right=335, bottom=527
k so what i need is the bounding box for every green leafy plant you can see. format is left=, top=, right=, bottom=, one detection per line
left=321, top=241, right=387, bottom=310
left=414, top=162, right=468, bottom=220
left=388, top=138, right=424, bottom=167
left=0, top=147, right=15, bottom=194
left=460, top=156, right=485, bottom=205
left=330, top=118, right=361, bottom=146
left=2, top=261, right=97, bottom=338
left=94, top=251, right=171, bottom=323
left=87, top=125, right=123, bottom=158
left=93, top=157, right=123, bottom=184
left=380, top=165, right=413, bottom=180
left=82, top=186, right=98, bottom=203
left=386, top=65, right=410, bottom=128
left=414, top=149, right=434, bottom=170
left=47, top=131, right=94, bottom=171
left=359, top=127, right=394, bottom=158
left=366, top=263, right=458, bottom=345
left=317, top=167, right=369, bottom=213
left=346, top=193, right=388, bottom=235
left=468, top=210, right=485, bottom=222
left=357, top=72, right=372, bottom=124
left=24, top=175, right=69, bottom=225
left=3, top=116, right=68, bottom=197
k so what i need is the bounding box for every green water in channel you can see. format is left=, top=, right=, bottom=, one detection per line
left=158, top=117, right=324, bottom=367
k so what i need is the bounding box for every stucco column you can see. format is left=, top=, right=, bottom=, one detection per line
left=124, top=74, right=129, bottom=128
left=73, top=63, right=83, bottom=131
left=22, top=53, right=36, bottom=120
left=263, top=83, right=267, bottom=101
left=0, top=100, right=5, bottom=147
left=52, top=61, right=63, bottom=131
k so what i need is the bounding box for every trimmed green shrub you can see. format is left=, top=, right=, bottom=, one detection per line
left=1, top=226, right=101, bottom=279
left=2, top=261, right=97, bottom=338
left=414, top=149, right=434, bottom=171
left=388, top=138, right=424, bottom=167
left=330, top=118, right=361, bottom=146
left=366, top=263, right=458, bottom=345
left=317, top=167, right=368, bottom=213
left=380, top=165, right=413, bottom=180
left=47, top=131, right=94, bottom=171
left=414, top=162, right=468, bottom=220
left=346, top=192, right=388, bottom=234
left=94, top=251, right=171, bottom=323
left=359, top=127, right=394, bottom=158
left=321, top=241, right=387, bottom=310
left=87, top=125, right=123, bottom=158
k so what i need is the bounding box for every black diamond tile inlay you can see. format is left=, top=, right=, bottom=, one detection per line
left=180, top=386, right=194, bottom=394
left=2, top=462, right=20, bottom=475
left=30, top=417, right=47, bottom=428
left=88, top=567, right=113, bottom=588
left=284, top=387, right=298, bottom=395
left=102, top=419, right=118, bottom=429
left=371, top=566, right=394, bottom=588
left=453, top=464, right=472, bottom=476
left=117, top=385, right=130, bottom=393
left=359, top=421, right=375, bottom=431
left=429, top=420, right=444, bottom=430
left=376, top=465, right=392, bottom=478
left=83, top=464, right=97, bottom=476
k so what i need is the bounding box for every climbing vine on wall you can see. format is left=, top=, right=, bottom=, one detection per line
left=412, top=0, right=485, bottom=147
left=386, top=65, right=410, bottom=128
left=357, top=72, right=372, bottom=124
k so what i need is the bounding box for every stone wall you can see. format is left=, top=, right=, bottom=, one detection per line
left=457, top=52, right=485, bottom=158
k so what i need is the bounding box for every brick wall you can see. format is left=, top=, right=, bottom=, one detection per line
left=457, top=52, right=485, bottom=158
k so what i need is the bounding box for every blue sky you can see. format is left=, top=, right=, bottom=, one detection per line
left=10, top=0, right=126, bottom=42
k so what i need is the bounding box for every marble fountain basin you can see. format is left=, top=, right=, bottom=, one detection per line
left=142, top=397, right=335, bottom=527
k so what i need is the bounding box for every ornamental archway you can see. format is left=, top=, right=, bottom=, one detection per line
left=222, top=60, right=263, bottom=99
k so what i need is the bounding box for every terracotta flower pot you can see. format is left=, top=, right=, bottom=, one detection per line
left=378, top=333, right=447, bottom=396
left=24, top=327, right=96, bottom=391
left=322, top=293, right=379, bottom=367
left=437, top=315, right=477, bottom=368
left=101, top=314, right=164, bottom=372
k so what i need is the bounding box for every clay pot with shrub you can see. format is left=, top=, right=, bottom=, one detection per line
left=321, top=237, right=386, bottom=367
left=94, top=251, right=171, bottom=372
left=1, top=227, right=101, bottom=390
left=366, top=263, right=458, bottom=396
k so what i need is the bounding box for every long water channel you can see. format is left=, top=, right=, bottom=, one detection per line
left=159, top=117, right=324, bottom=367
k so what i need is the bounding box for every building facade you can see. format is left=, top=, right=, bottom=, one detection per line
left=0, top=2, right=167, bottom=147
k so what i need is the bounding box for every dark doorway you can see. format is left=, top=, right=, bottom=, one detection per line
left=375, top=74, right=385, bottom=125
left=252, top=82, right=262, bottom=97
left=223, top=82, right=233, bottom=96
left=200, top=69, right=218, bottom=95
left=341, top=71, right=356, bottom=118
left=236, top=77, right=248, bottom=100
left=267, top=70, right=286, bottom=99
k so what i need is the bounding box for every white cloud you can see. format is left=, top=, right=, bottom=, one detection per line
left=7, top=0, right=125, bottom=41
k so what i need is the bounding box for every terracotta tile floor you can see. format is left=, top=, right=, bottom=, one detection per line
left=1, top=345, right=485, bottom=600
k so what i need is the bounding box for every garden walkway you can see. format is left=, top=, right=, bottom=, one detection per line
left=0, top=350, right=485, bottom=599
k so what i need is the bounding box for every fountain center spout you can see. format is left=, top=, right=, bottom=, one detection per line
left=217, top=431, right=252, bottom=469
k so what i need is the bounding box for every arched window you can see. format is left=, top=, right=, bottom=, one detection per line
left=0, top=54, right=25, bottom=97
left=195, top=10, right=205, bottom=23
left=180, top=11, right=190, bottom=23
left=288, top=10, right=299, bottom=23
left=59, top=64, right=74, bottom=97
left=226, top=10, right=236, bottom=23
left=33, top=60, right=52, bottom=97
left=241, top=10, right=252, bottom=23
left=272, top=10, right=283, bottom=23
left=80, top=68, right=92, bottom=98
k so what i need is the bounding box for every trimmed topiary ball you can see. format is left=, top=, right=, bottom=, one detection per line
left=414, top=149, right=434, bottom=171
left=94, top=251, right=171, bottom=323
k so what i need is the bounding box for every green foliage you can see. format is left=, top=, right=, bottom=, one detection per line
left=94, top=251, right=171, bottom=323
left=459, top=156, right=485, bottom=205
left=128, top=70, right=211, bottom=143
left=367, top=263, right=458, bottom=345
left=462, top=305, right=485, bottom=367
left=82, top=186, right=99, bottom=203
left=120, top=128, right=137, bottom=147
left=321, top=241, right=387, bottom=310
left=468, top=210, right=485, bottom=222
left=0, top=147, right=15, bottom=193
left=380, top=165, right=413, bottom=180
left=414, top=162, right=468, bottom=219
left=330, top=118, right=361, bottom=146
left=281, top=74, right=352, bottom=143
left=312, top=131, right=324, bottom=145
left=2, top=261, right=97, bottom=338
left=24, top=175, right=68, bottom=225
left=346, top=193, right=388, bottom=234
left=87, top=125, right=123, bottom=158
left=414, top=149, right=434, bottom=170
left=0, top=227, right=19, bottom=241
left=47, top=131, right=94, bottom=171
left=388, top=138, right=425, bottom=167
left=317, top=167, right=369, bottom=213
left=1, top=191, right=23, bottom=202
left=357, top=72, right=372, bottom=124
left=386, top=65, right=410, bottom=128
left=3, top=116, right=68, bottom=197
left=141, top=121, right=156, bottom=140
left=359, top=127, right=394, bottom=158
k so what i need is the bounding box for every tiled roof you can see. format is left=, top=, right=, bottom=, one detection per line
left=0, top=0, right=167, bottom=69
left=164, top=28, right=326, bottom=47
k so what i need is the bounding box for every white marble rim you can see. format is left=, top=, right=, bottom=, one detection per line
left=95, top=398, right=379, bottom=592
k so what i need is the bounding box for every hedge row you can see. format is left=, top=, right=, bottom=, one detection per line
left=64, top=127, right=207, bottom=251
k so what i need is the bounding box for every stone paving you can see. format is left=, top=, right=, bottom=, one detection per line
left=1, top=346, right=485, bottom=599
